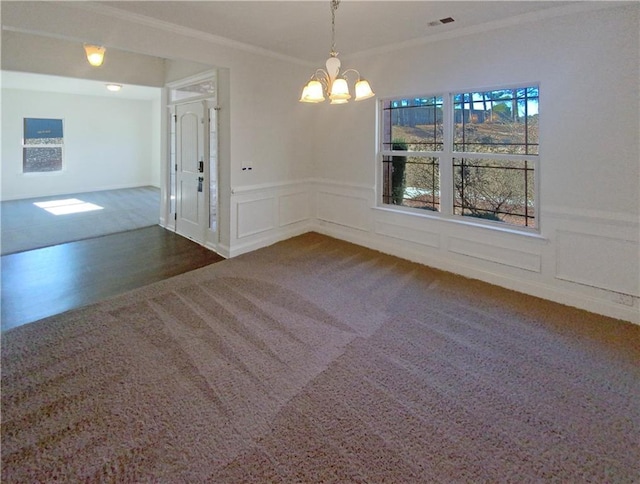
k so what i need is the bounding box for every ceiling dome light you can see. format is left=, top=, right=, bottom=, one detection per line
left=106, top=84, right=122, bottom=92
left=84, top=44, right=106, bottom=67
left=299, top=0, right=374, bottom=105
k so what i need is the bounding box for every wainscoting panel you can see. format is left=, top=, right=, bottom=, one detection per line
left=556, top=230, right=639, bottom=296
left=375, top=220, right=440, bottom=249
left=448, top=236, right=542, bottom=273
left=224, top=179, right=638, bottom=323
left=229, top=182, right=312, bottom=258
left=317, top=191, right=371, bottom=232
left=236, top=196, right=275, bottom=239
left=279, top=191, right=309, bottom=227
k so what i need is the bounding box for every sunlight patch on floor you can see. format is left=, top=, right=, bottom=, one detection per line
left=34, top=198, right=104, bottom=215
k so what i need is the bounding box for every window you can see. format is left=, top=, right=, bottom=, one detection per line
left=381, top=96, right=443, bottom=211
left=380, top=86, right=539, bottom=229
left=169, top=79, right=216, bottom=103
left=23, top=118, right=64, bottom=173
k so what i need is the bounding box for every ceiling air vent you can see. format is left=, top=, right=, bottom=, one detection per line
left=428, top=17, right=455, bottom=27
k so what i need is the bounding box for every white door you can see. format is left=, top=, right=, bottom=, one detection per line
left=175, top=101, right=207, bottom=243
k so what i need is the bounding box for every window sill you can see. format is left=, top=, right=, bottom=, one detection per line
left=20, top=170, right=65, bottom=176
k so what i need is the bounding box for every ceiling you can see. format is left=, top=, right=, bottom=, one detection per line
left=1, top=71, right=161, bottom=100
left=96, top=1, right=582, bottom=64
left=1, top=1, right=614, bottom=97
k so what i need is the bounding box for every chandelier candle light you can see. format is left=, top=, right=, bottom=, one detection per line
left=299, top=0, right=374, bottom=104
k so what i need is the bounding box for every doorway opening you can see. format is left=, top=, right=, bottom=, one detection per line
left=167, top=71, right=219, bottom=248
left=0, top=70, right=162, bottom=255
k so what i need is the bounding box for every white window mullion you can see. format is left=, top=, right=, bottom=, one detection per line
left=453, top=152, right=536, bottom=162
left=376, top=98, right=385, bottom=206
left=439, top=93, right=454, bottom=216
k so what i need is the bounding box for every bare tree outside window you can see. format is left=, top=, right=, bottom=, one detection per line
left=453, top=87, right=538, bottom=227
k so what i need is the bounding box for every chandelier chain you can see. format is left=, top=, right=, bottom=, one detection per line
left=330, top=0, right=340, bottom=56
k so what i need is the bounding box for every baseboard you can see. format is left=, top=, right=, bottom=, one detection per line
left=211, top=242, right=231, bottom=259
left=314, top=222, right=639, bottom=325
left=1, top=183, right=160, bottom=202
left=228, top=221, right=314, bottom=259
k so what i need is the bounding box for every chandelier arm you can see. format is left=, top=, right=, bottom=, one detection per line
left=314, top=68, right=330, bottom=80
left=340, top=68, right=362, bottom=81
left=312, top=69, right=331, bottom=91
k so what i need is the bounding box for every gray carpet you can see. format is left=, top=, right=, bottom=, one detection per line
left=1, top=186, right=160, bottom=255
left=2, top=233, right=639, bottom=482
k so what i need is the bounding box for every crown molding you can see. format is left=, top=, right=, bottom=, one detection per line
left=70, top=2, right=314, bottom=67
left=1, top=25, right=88, bottom=46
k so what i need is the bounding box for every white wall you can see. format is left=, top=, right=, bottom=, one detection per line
left=1, top=1, right=314, bottom=255
left=0, top=1, right=314, bottom=187
left=1, top=88, right=159, bottom=200
left=150, top=97, right=162, bottom=189
left=2, top=2, right=637, bottom=323
left=165, top=59, right=214, bottom=84
left=307, top=3, right=640, bottom=323
left=2, top=31, right=166, bottom=87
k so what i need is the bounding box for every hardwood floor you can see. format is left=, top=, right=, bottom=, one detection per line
left=1, top=226, right=224, bottom=331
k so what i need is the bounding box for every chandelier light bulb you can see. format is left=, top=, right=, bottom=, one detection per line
left=330, top=78, right=351, bottom=101
left=354, top=79, right=375, bottom=101
left=299, top=85, right=311, bottom=102
left=300, top=80, right=325, bottom=103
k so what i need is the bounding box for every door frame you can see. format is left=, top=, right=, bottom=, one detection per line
left=164, top=70, right=219, bottom=248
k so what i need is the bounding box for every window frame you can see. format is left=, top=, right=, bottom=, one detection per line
left=379, top=94, right=446, bottom=214
left=377, top=83, right=540, bottom=234
left=22, top=117, right=65, bottom=174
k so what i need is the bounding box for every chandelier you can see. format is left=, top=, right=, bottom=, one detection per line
left=299, top=0, right=374, bottom=104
